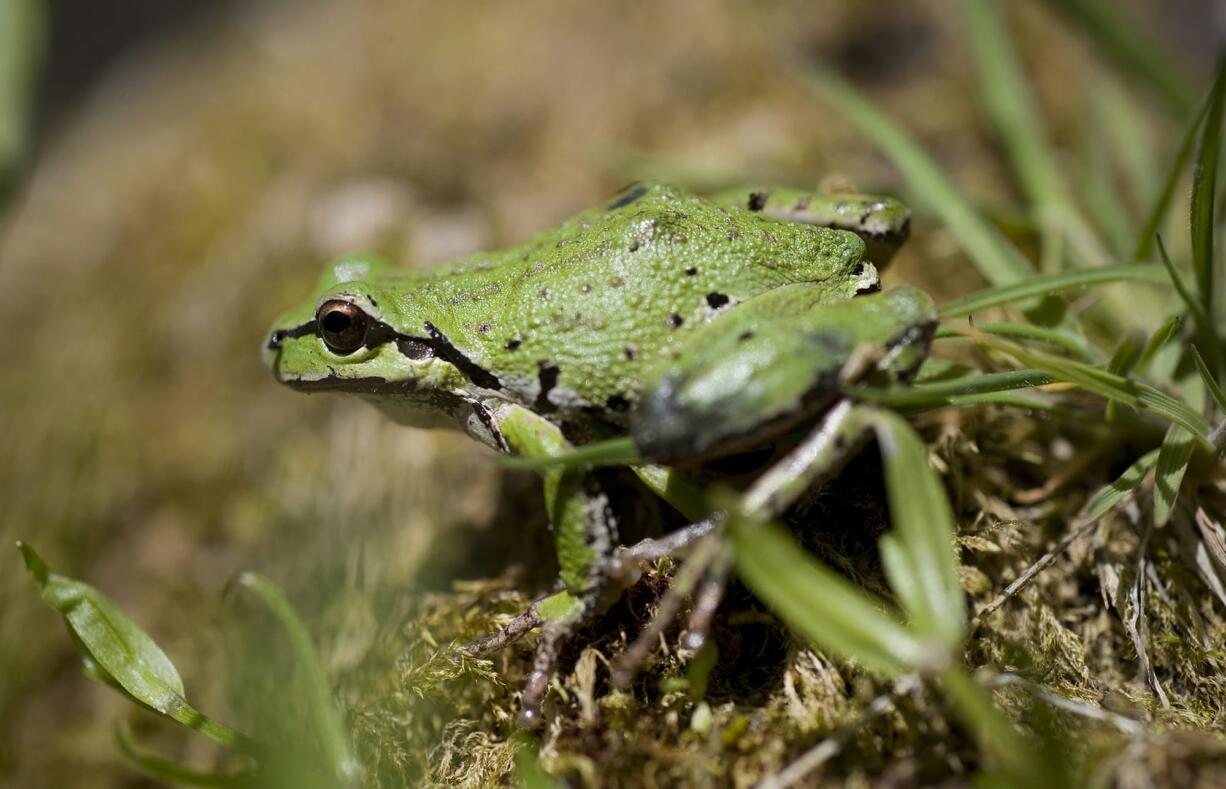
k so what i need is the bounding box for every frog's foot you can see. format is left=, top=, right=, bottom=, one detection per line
left=462, top=598, right=546, bottom=656
left=610, top=532, right=732, bottom=688
left=514, top=590, right=597, bottom=729
left=609, top=515, right=721, bottom=581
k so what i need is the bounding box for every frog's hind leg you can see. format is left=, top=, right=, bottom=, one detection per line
left=708, top=186, right=911, bottom=266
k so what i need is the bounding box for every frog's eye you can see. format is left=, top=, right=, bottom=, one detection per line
left=316, top=299, right=369, bottom=355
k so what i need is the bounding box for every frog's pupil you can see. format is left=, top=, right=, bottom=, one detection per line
left=322, top=311, right=351, bottom=333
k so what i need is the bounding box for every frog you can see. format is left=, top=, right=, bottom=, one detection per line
left=263, top=181, right=936, bottom=727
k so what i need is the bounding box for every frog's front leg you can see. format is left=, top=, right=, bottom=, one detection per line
left=467, top=401, right=620, bottom=728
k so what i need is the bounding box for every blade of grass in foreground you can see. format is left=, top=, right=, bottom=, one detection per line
left=871, top=409, right=967, bottom=645
left=1190, top=56, right=1226, bottom=317
left=237, top=573, right=359, bottom=787
left=17, top=542, right=253, bottom=753
left=939, top=264, right=1171, bottom=318
left=729, top=514, right=924, bottom=676
left=1040, top=0, right=1196, bottom=117
left=794, top=64, right=1032, bottom=287
left=499, top=436, right=641, bottom=471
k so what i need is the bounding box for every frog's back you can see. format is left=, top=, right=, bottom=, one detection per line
left=381, top=182, right=876, bottom=421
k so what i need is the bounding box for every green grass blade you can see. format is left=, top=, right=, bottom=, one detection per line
left=0, top=0, right=43, bottom=199
left=1154, top=425, right=1195, bottom=526
left=114, top=725, right=243, bottom=788
left=968, top=321, right=1095, bottom=360
left=962, top=0, right=1072, bottom=219
left=939, top=264, right=1170, bottom=318
left=848, top=368, right=1056, bottom=410
left=1190, top=57, right=1226, bottom=316
left=1082, top=449, right=1161, bottom=520
left=1106, top=334, right=1142, bottom=377
left=1082, top=118, right=1136, bottom=260
left=729, top=516, right=924, bottom=676
left=795, top=64, right=1032, bottom=286
left=237, top=573, right=359, bottom=786
left=1040, top=0, right=1196, bottom=116
left=870, top=409, right=966, bottom=645
left=972, top=333, right=1212, bottom=444
left=1133, top=102, right=1207, bottom=260
left=940, top=668, right=1050, bottom=789
left=1093, top=75, right=1159, bottom=214
left=1191, top=345, right=1226, bottom=411
left=1157, top=235, right=1224, bottom=378
left=1135, top=315, right=1183, bottom=374
left=499, top=436, right=641, bottom=471
left=17, top=542, right=252, bottom=753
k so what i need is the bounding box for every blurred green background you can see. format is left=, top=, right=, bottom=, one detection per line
left=0, top=1, right=1217, bottom=786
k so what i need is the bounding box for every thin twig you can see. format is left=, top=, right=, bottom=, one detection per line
left=974, top=517, right=1099, bottom=624
left=985, top=673, right=1146, bottom=736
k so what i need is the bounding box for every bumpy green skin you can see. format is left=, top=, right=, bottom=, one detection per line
left=265, top=181, right=879, bottom=435
left=709, top=187, right=911, bottom=266
left=263, top=180, right=926, bottom=632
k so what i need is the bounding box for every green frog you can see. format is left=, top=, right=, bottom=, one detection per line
left=264, top=181, right=934, bottom=726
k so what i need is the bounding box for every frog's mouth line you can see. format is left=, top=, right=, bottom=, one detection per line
left=282, top=375, right=413, bottom=394
left=267, top=314, right=504, bottom=392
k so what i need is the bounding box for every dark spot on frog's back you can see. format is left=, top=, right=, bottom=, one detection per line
left=606, top=394, right=630, bottom=412
left=535, top=361, right=560, bottom=411
left=667, top=313, right=684, bottom=329
left=706, top=292, right=730, bottom=309
left=747, top=192, right=769, bottom=211
left=607, top=183, right=649, bottom=211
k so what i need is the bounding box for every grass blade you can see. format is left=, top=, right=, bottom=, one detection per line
left=962, top=0, right=1072, bottom=219
left=1040, top=0, right=1196, bottom=117
left=939, top=264, right=1170, bottom=318
left=940, top=668, right=1049, bottom=789
left=1157, top=235, right=1223, bottom=379
left=1134, top=103, right=1207, bottom=260
left=971, top=333, right=1212, bottom=444
left=960, top=321, right=1095, bottom=360
left=1154, top=425, right=1195, bottom=526
left=1135, top=315, right=1182, bottom=374
left=499, top=436, right=641, bottom=471
left=870, top=409, right=967, bottom=645
left=729, top=515, right=924, bottom=676
left=237, top=573, right=359, bottom=786
left=17, top=542, right=252, bottom=753
left=848, top=368, right=1056, bottom=410
left=1190, top=57, right=1226, bottom=317
left=0, top=0, right=43, bottom=199
left=1191, top=345, right=1226, bottom=412
left=1082, top=449, right=1161, bottom=520
left=795, top=64, right=1032, bottom=286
